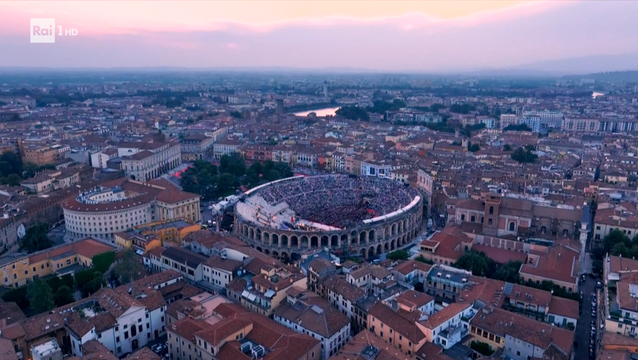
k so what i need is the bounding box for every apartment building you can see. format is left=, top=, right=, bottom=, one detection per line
left=469, top=307, right=574, bottom=360
left=273, top=290, right=351, bottom=360
left=119, top=139, right=181, bottom=182
left=167, top=302, right=321, bottom=360
left=0, top=238, right=116, bottom=288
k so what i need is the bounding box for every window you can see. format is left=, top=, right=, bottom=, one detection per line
left=489, top=206, right=494, bottom=215
left=509, top=222, right=515, bottom=231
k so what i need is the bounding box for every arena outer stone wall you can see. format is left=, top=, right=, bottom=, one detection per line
left=234, top=175, right=424, bottom=260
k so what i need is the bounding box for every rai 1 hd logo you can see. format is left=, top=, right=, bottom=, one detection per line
left=30, top=18, right=78, bottom=43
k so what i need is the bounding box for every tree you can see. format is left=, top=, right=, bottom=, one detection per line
left=1, top=173, right=22, bottom=186
left=503, top=144, right=512, bottom=151
left=387, top=250, right=409, bottom=261
left=450, top=103, right=476, bottom=114
left=503, top=124, right=532, bottom=132
left=180, top=160, right=219, bottom=200
left=468, top=143, right=480, bottom=152
left=491, top=261, right=522, bottom=283
left=454, top=251, right=495, bottom=277
left=335, top=106, right=369, bottom=121
left=112, top=250, right=144, bottom=284
left=54, top=285, right=75, bottom=306
left=2, top=286, right=29, bottom=309
left=92, top=251, right=116, bottom=273
left=230, top=110, right=243, bottom=119
left=19, top=223, right=53, bottom=254
left=470, top=341, right=494, bottom=356
left=415, top=255, right=434, bottom=264
left=27, top=278, right=54, bottom=314
left=511, top=147, right=538, bottom=164
left=220, top=152, right=246, bottom=177
left=0, top=151, right=23, bottom=178
left=217, top=173, right=239, bottom=196
left=75, top=268, right=105, bottom=297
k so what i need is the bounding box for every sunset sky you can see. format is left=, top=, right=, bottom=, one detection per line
left=1, top=1, right=638, bottom=72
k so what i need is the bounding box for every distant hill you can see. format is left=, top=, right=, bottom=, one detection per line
left=563, top=71, right=638, bottom=82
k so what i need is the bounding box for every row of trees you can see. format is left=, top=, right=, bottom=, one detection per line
left=181, top=154, right=292, bottom=200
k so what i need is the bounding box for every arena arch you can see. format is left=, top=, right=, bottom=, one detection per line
left=263, top=232, right=269, bottom=244
left=321, top=235, right=329, bottom=247
left=331, top=235, right=339, bottom=247
left=392, top=223, right=397, bottom=236
left=350, top=230, right=358, bottom=245
left=281, top=235, right=288, bottom=247
left=360, top=248, right=367, bottom=258
left=249, top=228, right=255, bottom=240
left=264, top=249, right=270, bottom=255
left=257, top=228, right=262, bottom=241
left=301, top=236, right=309, bottom=248
left=291, top=236, right=299, bottom=248
left=368, top=246, right=375, bottom=258
left=272, top=251, right=279, bottom=257
left=360, top=231, right=367, bottom=245
left=391, top=239, right=396, bottom=251
left=256, top=246, right=263, bottom=252
left=281, top=251, right=289, bottom=260
left=369, top=230, right=375, bottom=243
left=272, top=234, right=279, bottom=247
left=384, top=242, right=389, bottom=253
left=341, top=234, right=348, bottom=246
left=291, top=253, right=301, bottom=262
left=311, top=236, right=319, bottom=248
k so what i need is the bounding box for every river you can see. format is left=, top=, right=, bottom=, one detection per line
left=293, top=107, right=339, bottom=117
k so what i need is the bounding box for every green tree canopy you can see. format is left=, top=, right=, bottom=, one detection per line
left=0, top=151, right=23, bottom=178
left=220, top=152, right=246, bottom=177
left=27, top=278, right=54, bottom=314
left=53, top=285, right=75, bottom=306
left=19, top=223, right=53, bottom=254
left=92, top=251, right=116, bottom=274
left=336, top=106, right=369, bottom=121
left=111, top=250, right=144, bottom=285
left=454, top=250, right=495, bottom=277
left=386, top=250, right=409, bottom=261
left=511, top=147, right=538, bottom=163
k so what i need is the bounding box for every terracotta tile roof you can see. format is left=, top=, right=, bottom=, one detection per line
left=321, top=276, right=366, bottom=303
left=392, top=259, right=432, bottom=275
left=395, top=290, right=434, bottom=310
left=470, top=307, right=573, bottom=356
left=28, top=238, right=116, bottom=264
left=272, top=295, right=350, bottom=338
left=330, top=330, right=420, bottom=360
left=368, top=303, right=426, bottom=343
left=609, top=255, right=638, bottom=274
left=471, top=244, right=527, bottom=264
left=548, top=296, right=579, bottom=320
left=169, top=318, right=207, bottom=342
left=420, top=302, right=472, bottom=329
left=0, top=338, right=17, bottom=360
left=124, top=347, right=161, bottom=360
left=520, top=245, right=579, bottom=285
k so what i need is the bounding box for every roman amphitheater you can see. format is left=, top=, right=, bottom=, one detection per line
left=234, top=175, right=423, bottom=260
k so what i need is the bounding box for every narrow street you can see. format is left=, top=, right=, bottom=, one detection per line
left=574, top=276, right=597, bottom=360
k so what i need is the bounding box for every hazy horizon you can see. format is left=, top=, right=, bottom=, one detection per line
left=2, top=1, right=638, bottom=74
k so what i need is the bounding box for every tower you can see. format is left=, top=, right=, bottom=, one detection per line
left=323, top=81, right=328, bottom=98
left=483, top=194, right=501, bottom=236
left=275, top=98, right=284, bottom=115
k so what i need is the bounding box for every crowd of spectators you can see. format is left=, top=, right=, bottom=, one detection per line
left=257, top=175, right=418, bottom=227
